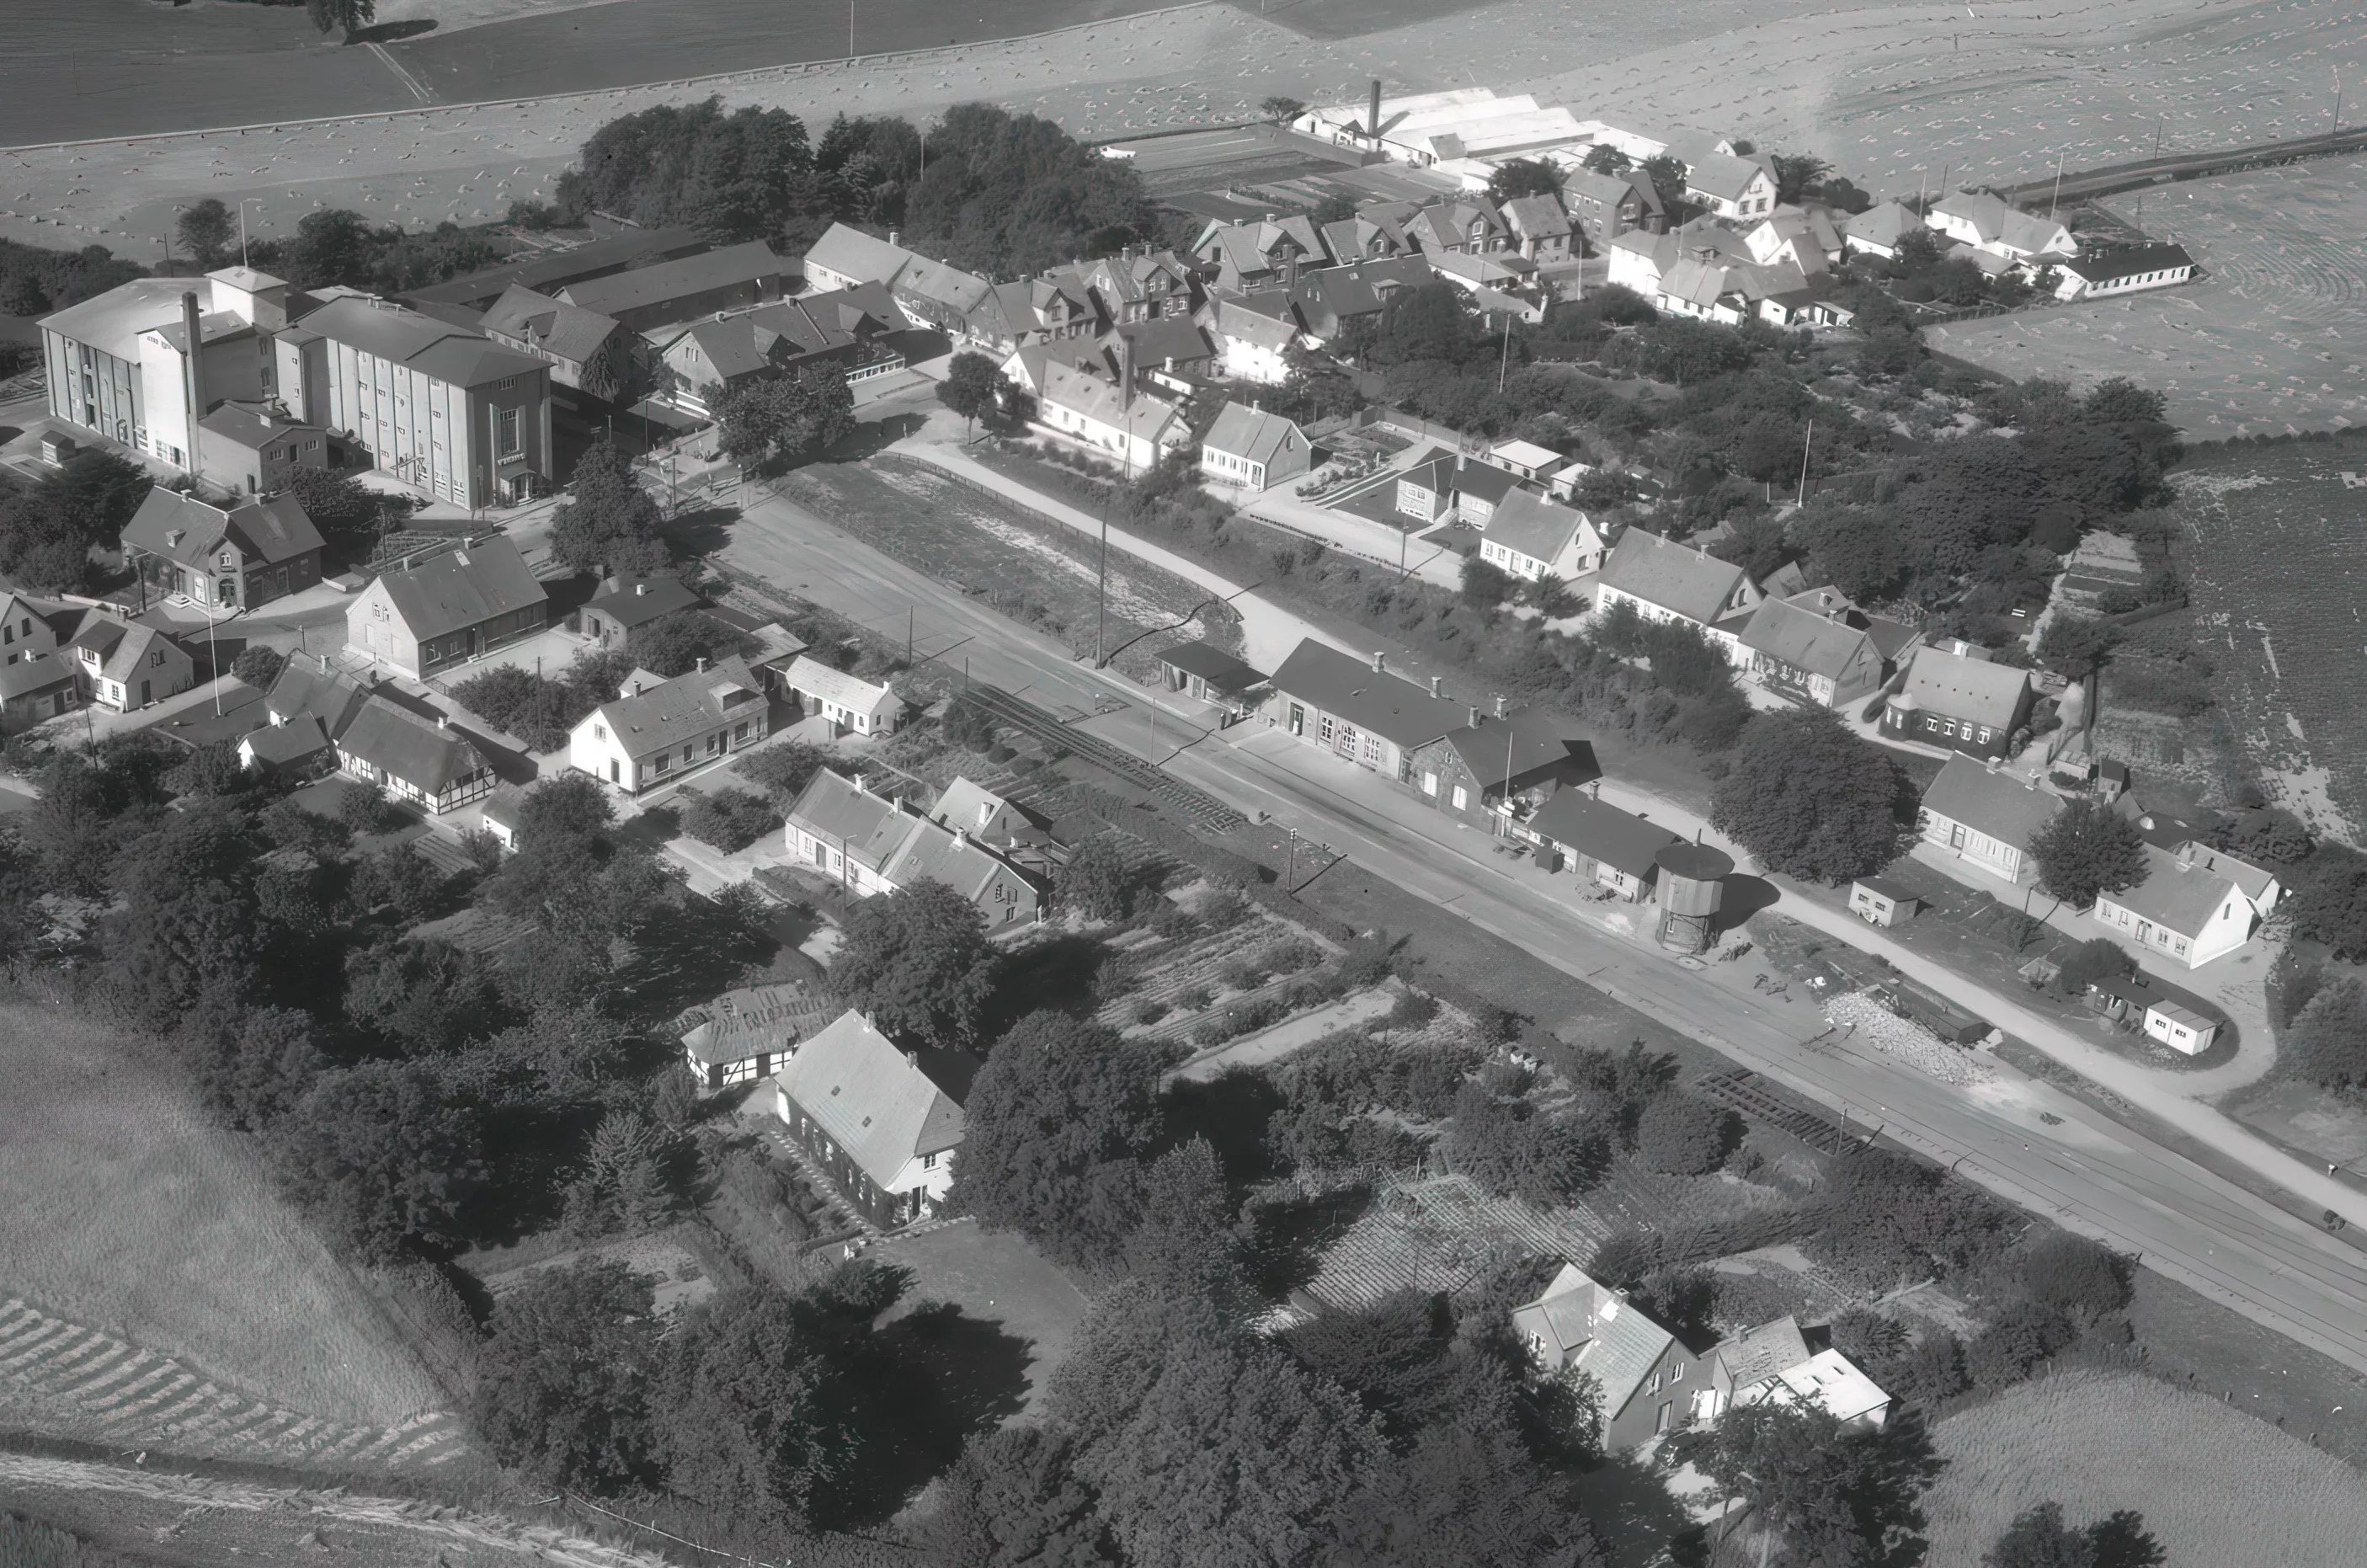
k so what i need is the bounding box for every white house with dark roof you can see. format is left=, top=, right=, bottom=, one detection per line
left=782, top=769, right=1044, bottom=922
left=1737, top=586, right=1921, bottom=708
left=1693, top=1315, right=1890, bottom=1430
left=772, top=1011, right=973, bottom=1229
left=680, top=981, right=838, bottom=1090
left=1479, top=488, right=1605, bottom=582
left=1682, top=152, right=1778, bottom=220
left=1199, top=400, right=1313, bottom=492
left=1882, top=641, right=2034, bottom=759
left=1927, top=192, right=2076, bottom=266
left=1270, top=639, right=1469, bottom=782
left=336, top=694, right=496, bottom=813
left=264, top=653, right=372, bottom=739
left=1593, top=530, right=1762, bottom=655
left=800, top=222, right=918, bottom=294
left=1512, top=1263, right=1698, bottom=1449
left=1037, top=360, right=1190, bottom=470
left=0, top=592, right=80, bottom=733
left=579, top=573, right=701, bottom=651
left=1837, top=200, right=1923, bottom=261
left=2092, top=840, right=2278, bottom=969
left=2053, top=243, right=2196, bottom=301
left=344, top=536, right=549, bottom=680
left=568, top=654, right=768, bottom=792
left=64, top=609, right=193, bottom=714
left=784, top=655, right=900, bottom=737
left=1204, top=294, right=1301, bottom=384
left=1917, top=754, right=2061, bottom=885
left=1501, top=195, right=1575, bottom=262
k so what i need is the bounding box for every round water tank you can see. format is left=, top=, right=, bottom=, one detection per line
left=1654, top=843, right=1733, bottom=917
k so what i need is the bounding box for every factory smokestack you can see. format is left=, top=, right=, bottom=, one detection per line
left=181, top=291, right=205, bottom=486
left=1368, top=78, right=1382, bottom=143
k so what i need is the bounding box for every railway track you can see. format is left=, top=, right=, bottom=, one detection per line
left=964, top=683, right=1246, bottom=833
left=1990, top=124, right=2367, bottom=208
left=1696, top=1069, right=1858, bottom=1156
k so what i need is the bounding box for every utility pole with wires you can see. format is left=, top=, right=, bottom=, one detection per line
left=2047, top=151, right=2065, bottom=221
left=1794, top=418, right=1813, bottom=507
left=1497, top=310, right=1511, bottom=393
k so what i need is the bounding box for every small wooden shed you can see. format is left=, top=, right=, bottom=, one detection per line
left=1849, top=875, right=1920, bottom=927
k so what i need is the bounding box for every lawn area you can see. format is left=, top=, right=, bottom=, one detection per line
left=872, top=1221, right=1089, bottom=1416
left=1922, top=1368, right=2367, bottom=1565
left=0, top=1002, right=445, bottom=1427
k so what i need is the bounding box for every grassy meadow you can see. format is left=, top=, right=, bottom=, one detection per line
left=1923, top=1368, right=2367, bottom=1565
left=0, top=1003, right=445, bottom=1427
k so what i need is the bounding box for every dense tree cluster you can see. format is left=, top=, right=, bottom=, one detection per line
left=715, top=364, right=856, bottom=472
left=2027, top=801, right=2149, bottom=909
left=1711, top=708, right=1916, bottom=883
left=550, top=435, right=670, bottom=576
left=0, top=449, right=154, bottom=593
left=903, top=104, right=1157, bottom=277
left=830, top=878, right=1000, bottom=1047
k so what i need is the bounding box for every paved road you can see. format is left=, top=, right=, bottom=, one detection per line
left=712, top=452, right=2367, bottom=1377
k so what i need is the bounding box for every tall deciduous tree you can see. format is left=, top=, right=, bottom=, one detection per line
left=938, top=350, right=1011, bottom=437
left=904, top=104, right=1154, bottom=276
left=176, top=199, right=235, bottom=268
left=2026, top=798, right=2147, bottom=909
left=558, top=98, right=824, bottom=243
left=1699, top=1398, right=1941, bottom=1568
left=550, top=435, right=669, bottom=575
left=1485, top=157, right=1565, bottom=205
left=831, top=878, right=998, bottom=1047
left=283, top=467, right=382, bottom=545
left=1769, top=152, right=1832, bottom=205
left=715, top=365, right=856, bottom=472
left=2284, top=976, right=2367, bottom=1090
left=1581, top=144, right=1632, bottom=175
left=1711, top=707, right=1913, bottom=883
left=953, top=1011, right=1161, bottom=1267
left=307, top=0, right=377, bottom=37
left=917, top=1424, right=1110, bottom=1568
left=474, top=1261, right=664, bottom=1494
left=269, top=1060, right=481, bottom=1261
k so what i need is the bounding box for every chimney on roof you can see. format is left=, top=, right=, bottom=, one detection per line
left=888, top=230, right=900, bottom=247
left=437, top=712, right=450, bottom=730
left=635, top=582, right=648, bottom=595
left=1430, top=675, right=1443, bottom=697
left=1495, top=694, right=1508, bottom=718
left=1986, top=753, right=2000, bottom=773
left=1469, top=705, right=1482, bottom=728
left=696, top=655, right=708, bottom=673
left=631, top=679, right=644, bottom=696
left=1372, top=651, right=1386, bottom=674
left=903, top=1048, right=918, bottom=1066
left=954, top=825, right=968, bottom=847
left=2177, top=841, right=2195, bottom=869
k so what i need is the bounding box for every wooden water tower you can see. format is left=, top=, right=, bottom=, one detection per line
left=1653, top=841, right=1733, bottom=954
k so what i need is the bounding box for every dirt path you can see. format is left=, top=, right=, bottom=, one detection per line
left=0, top=1453, right=675, bottom=1568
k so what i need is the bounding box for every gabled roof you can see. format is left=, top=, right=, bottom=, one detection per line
left=1842, top=201, right=1922, bottom=249
left=1714, top=1315, right=1812, bottom=1388
left=2100, top=842, right=2259, bottom=936
left=1270, top=639, right=1467, bottom=749
left=1527, top=790, right=1682, bottom=878
left=587, top=655, right=763, bottom=760
left=1684, top=152, right=1773, bottom=203
left=584, top=573, right=701, bottom=629
left=786, top=768, right=919, bottom=872
left=198, top=401, right=323, bottom=454
left=0, top=651, right=75, bottom=700
left=784, top=654, right=898, bottom=716
left=896, top=254, right=994, bottom=317
left=401, top=226, right=706, bottom=307
left=557, top=240, right=790, bottom=317
left=1207, top=295, right=1299, bottom=352
left=929, top=777, right=1049, bottom=843
left=1483, top=488, right=1590, bottom=566
left=337, top=696, right=489, bottom=791
left=1739, top=589, right=1883, bottom=680
left=1437, top=708, right=1599, bottom=791
left=1202, top=401, right=1309, bottom=469
left=480, top=285, right=623, bottom=364
left=241, top=715, right=330, bottom=767
left=40, top=279, right=211, bottom=362
left=1599, top=530, right=1751, bottom=626
left=1155, top=640, right=1266, bottom=694
left=771, top=1011, right=973, bottom=1187
left=1560, top=168, right=1644, bottom=211
left=368, top=536, right=548, bottom=643
left=878, top=813, right=1035, bottom=904
left=1510, top=1264, right=1677, bottom=1416
left=265, top=655, right=371, bottom=739
left=1919, top=755, right=2060, bottom=849
left=1039, top=360, right=1187, bottom=445
left=1452, top=461, right=1522, bottom=504
left=801, top=222, right=916, bottom=288
left=125, top=488, right=324, bottom=570
left=293, top=296, right=546, bottom=387
left=1103, top=314, right=1212, bottom=366
left=679, top=981, right=838, bottom=1067
left=2066, top=243, right=2194, bottom=283
left=1896, top=644, right=2030, bottom=728
left=1501, top=195, right=1573, bottom=242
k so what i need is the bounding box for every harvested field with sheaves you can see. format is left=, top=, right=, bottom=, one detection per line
left=1922, top=1368, right=2367, bottom=1565
left=0, top=1002, right=448, bottom=1433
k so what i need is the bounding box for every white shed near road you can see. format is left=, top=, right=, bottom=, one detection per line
left=786, top=656, right=901, bottom=737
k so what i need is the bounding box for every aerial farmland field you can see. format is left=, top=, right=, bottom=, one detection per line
left=2167, top=436, right=2367, bottom=842
left=1927, top=158, right=2367, bottom=435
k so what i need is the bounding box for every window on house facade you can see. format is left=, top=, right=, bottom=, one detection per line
left=1362, top=734, right=1381, bottom=764
left=498, top=407, right=521, bottom=457
left=594, top=723, right=607, bottom=740
left=1421, top=772, right=1437, bottom=796
left=1452, top=785, right=1468, bottom=810
left=1319, top=715, right=1336, bottom=744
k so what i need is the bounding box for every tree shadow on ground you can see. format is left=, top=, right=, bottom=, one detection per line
left=981, top=933, right=1109, bottom=1035
left=619, top=885, right=778, bottom=1026
left=659, top=504, right=740, bottom=557
left=1244, top=1182, right=1373, bottom=1301
left=830, top=1301, right=1032, bottom=1527
left=463, top=1102, right=596, bottom=1246
left=1570, top=1448, right=1709, bottom=1568
left=1163, top=1068, right=1286, bottom=1186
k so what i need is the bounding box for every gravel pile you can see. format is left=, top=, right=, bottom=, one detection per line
left=1826, top=990, right=1992, bottom=1086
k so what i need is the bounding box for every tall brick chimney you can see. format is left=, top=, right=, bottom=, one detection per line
left=181, top=291, right=205, bottom=484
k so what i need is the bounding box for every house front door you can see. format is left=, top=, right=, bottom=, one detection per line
left=2135, top=920, right=2152, bottom=945
left=1949, top=823, right=1966, bottom=851
left=140, top=680, right=151, bottom=706
left=1288, top=702, right=1304, bottom=735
